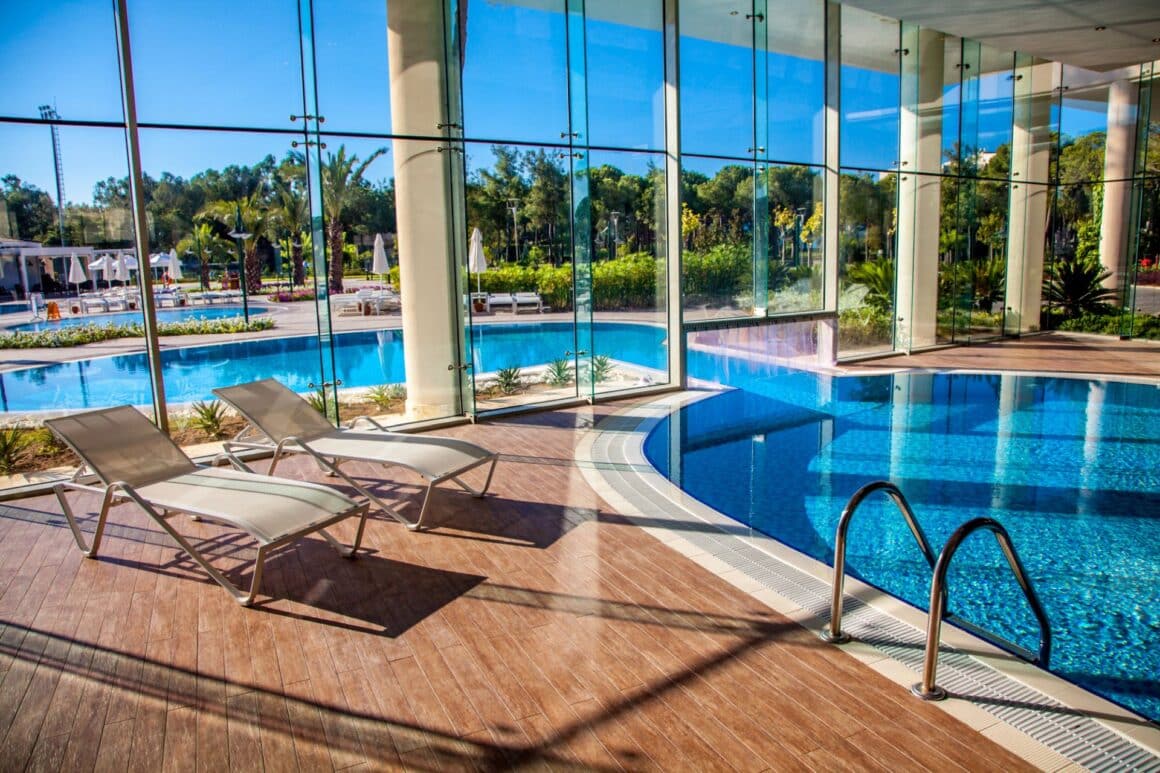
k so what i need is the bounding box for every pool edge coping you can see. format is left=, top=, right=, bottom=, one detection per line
left=576, top=389, right=1160, bottom=772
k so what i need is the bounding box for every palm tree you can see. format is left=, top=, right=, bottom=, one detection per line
left=176, top=222, right=231, bottom=290
left=321, top=145, right=387, bottom=293
left=1043, top=256, right=1117, bottom=318
left=199, top=194, right=272, bottom=294
left=270, top=170, right=309, bottom=286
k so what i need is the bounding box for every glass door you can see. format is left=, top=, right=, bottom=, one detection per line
left=458, top=0, right=587, bottom=412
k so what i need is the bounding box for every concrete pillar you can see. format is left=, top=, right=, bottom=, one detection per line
left=1004, top=59, right=1054, bottom=334
left=894, top=28, right=944, bottom=352
left=818, top=1, right=841, bottom=365
left=388, top=3, right=460, bottom=419
left=664, top=0, right=686, bottom=387
left=1099, top=79, right=1138, bottom=291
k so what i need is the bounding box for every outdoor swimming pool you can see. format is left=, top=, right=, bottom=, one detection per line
left=6, top=306, right=266, bottom=332
left=0, top=321, right=666, bottom=412
left=643, top=363, right=1160, bottom=722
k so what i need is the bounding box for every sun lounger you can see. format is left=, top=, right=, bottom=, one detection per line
left=80, top=295, right=108, bottom=314
left=46, top=406, right=369, bottom=606
left=513, top=292, right=543, bottom=313
left=214, top=378, right=498, bottom=531
left=487, top=293, right=515, bottom=313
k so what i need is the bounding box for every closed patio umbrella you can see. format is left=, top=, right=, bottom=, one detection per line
left=113, top=252, right=129, bottom=283
left=372, top=233, right=389, bottom=283
left=67, top=254, right=87, bottom=295
left=168, top=248, right=184, bottom=281
left=468, top=227, right=486, bottom=293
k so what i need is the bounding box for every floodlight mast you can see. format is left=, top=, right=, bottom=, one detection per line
left=37, top=103, right=67, bottom=246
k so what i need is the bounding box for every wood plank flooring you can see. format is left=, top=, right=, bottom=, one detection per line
left=0, top=401, right=1039, bottom=771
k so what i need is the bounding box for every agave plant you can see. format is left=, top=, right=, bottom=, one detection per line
left=188, top=400, right=229, bottom=439
left=366, top=383, right=406, bottom=409
left=589, top=354, right=614, bottom=384
left=0, top=428, right=31, bottom=475
left=543, top=358, right=573, bottom=387
left=1043, top=257, right=1117, bottom=318
left=493, top=366, right=524, bottom=395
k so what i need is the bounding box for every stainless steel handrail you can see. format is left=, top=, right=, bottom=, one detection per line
left=821, top=481, right=939, bottom=644
left=912, top=517, right=1052, bottom=701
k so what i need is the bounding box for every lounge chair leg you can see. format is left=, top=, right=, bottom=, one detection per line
left=54, top=482, right=115, bottom=557
left=448, top=456, right=498, bottom=499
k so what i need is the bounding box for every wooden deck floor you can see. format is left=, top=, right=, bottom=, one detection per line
left=6, top=336, right=1140, bottom=770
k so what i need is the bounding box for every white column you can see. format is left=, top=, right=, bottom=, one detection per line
left=818, top=1, right=841, bottom=365
left=1004, top=60, right=1054, bottom=334
left=1099, top=79, right=1138, bottom=291
left=388, top=3, right=459, bottom=419
left=664, top=0, right=686, bottom=388
left=894, top=29, right=943, bottom=351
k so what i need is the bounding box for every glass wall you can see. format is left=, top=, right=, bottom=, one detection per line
left=838, top=7, right=900, bottom=356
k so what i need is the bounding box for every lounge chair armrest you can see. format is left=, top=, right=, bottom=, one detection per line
left=210, top=448, right=256, bottom=473
left=345, top=415, right=389, bottom=431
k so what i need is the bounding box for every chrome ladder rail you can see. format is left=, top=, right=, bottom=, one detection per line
left=912, top=516, right=1052, bottom=700
left=821, top=480, right=939, bottom=644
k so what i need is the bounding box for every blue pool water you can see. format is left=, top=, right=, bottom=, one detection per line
left=0, top=322, right=666, bottom=412
left=644, top=360, right=1160, bottom=722
left=7, top=306, right=265, bottom=333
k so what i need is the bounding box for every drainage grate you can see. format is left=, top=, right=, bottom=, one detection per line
left=580, top=398, right=1160, bottom=773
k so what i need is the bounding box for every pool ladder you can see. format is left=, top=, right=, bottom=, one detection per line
left=821, top=481, right=1052, bottom=701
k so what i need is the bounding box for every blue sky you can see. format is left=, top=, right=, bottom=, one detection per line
left=1, top=1, right=1111, bottom=206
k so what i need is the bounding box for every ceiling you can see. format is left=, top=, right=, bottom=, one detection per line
left=840, top=0, right=1160, bottom=71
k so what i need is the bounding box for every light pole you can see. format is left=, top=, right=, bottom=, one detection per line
left=507, top=197, right=519, bottom=262
left=37, top=104, right=67, bottom=246
left=609, top=210, right=621, bottom=260
left=228, top=204, right=252, bottom=323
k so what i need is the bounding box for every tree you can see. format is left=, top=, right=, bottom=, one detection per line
left=270, top=160, right=309, bottom=285
left=198, top=194, right=273, bottom=294
left=176, top=222, right=232, bottom=290
left=1043, top=256, right=1116, bottom=317
left=1, top=175, right=56, bottom=242
left=320, top=145, right=387, bottom=293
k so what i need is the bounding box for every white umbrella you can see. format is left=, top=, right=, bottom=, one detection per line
left=67, top=254, right=87, bottom=294
left=371, top=233, right=389, bottom=282
left=168, top=248, right=184, bottom=281
left=468, top=227, right=486, bottom=293
left=92, top=254, right=113, bottom=287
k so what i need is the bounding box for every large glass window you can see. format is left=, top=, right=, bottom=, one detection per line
left=681, top=156, right=756, bottom=320
left=838, top=170, right=897, bottom=355
left=766, top=0, right=825, bottom=166
left=679, top=0, right=755, bottom=158
left=840, top=8, right=901, bottom=172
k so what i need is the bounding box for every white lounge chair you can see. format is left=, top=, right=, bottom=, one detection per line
left=80, top=295, right=108, bottom=314
left=487, top=293, right=516, bottom=313
left=46, top=406, right=369, bottom=606
left=513, top=292, right=543, bottom=313
left=214, top=378, right=498, bottom=531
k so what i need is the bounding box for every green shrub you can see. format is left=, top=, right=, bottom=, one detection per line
left=592, top=253, right=660, bottom=310
left=682, top=243, right=750, bottom=300
left=838, top=306, right=893, bottom=348
left=0, top=317, right=276, bottom=349
left=846, top=259, right=895, bottom=313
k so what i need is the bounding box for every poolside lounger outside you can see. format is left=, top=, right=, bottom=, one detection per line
left=486, top=292, right=515, bottom=313
left=46, top=406, right=369, bottom=606
left=214, top=378, right=498, bottom=531
left=80, top=296, right=108, bottom=314
left=513, top=292, right=543, bottom=313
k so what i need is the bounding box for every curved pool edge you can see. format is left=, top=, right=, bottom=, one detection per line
left=576, top=390, right=1160, bottom=771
